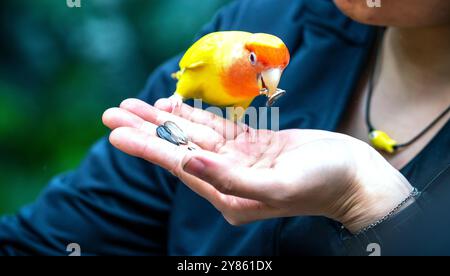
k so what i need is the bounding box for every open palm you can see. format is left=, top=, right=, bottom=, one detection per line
left=103, top=98, right=411, bottom=231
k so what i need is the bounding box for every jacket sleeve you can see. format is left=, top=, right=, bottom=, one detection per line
left=0, top=1, right=242, bottom=256
left=342, top=165, right=450, bottom=256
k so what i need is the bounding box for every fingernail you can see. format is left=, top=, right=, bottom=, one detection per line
left=183, top=157, right=206, bottom=176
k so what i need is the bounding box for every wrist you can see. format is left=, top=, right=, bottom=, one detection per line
left=337, top=146, right=413, bottom=234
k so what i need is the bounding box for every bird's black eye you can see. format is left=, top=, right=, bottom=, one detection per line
left=249, top=52, right=257, bottom=65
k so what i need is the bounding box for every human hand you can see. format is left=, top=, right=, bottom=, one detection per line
left=102, top=98, right=413, bottom=233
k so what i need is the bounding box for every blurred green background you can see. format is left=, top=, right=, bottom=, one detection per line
left=0, top=0, right=230, bottom=214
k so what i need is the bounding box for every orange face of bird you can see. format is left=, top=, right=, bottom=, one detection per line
left=223, top=33, right=290, bottom=100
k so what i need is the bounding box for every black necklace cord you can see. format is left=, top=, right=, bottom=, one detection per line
left=365, top=29, right=384, bottom=134
left=365, top=55, right=376, bottom=133
left=365, top=30, right=450, bottom=151
left=395, top=105, right=450, bottom=149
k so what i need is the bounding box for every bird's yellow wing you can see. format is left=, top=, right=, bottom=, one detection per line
left=173, top=31, right=254, bottom=106
left=178, top=31, right=251, bottom=71
left=171, top=33, right=221, bottom=82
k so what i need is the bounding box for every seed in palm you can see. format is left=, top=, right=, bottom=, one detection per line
left=164, top=121, right=189, bottom=145
left=156, top=125, right=180, bottom=146
left=156, top=121, right=189, bottom=146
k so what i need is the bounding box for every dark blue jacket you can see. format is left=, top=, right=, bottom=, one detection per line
left=1, top=0, right=449, bottom=256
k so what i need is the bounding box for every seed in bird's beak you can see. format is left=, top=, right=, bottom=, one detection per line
left=266, top=89, right=286, bottom=107
left=261, top=68, right=282, bottom=97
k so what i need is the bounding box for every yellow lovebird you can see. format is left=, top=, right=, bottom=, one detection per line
left=170, top=31, right=290, bottom=120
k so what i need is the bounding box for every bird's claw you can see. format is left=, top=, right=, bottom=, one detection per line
left=168, top=94, right=184, bottom=114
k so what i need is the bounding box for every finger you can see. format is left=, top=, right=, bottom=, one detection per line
left=102, top=107, right=161, bottom=147
left=109, top=126, right=229, bottom=208
left=154, top=98, right=244, bottom=140
left=120, top=99, right=226, bottom=152
left=110, top=127, right=190, bottom=174
left=102, top=107, right=145, bottom=130
left=182, top=152, right=281, bottom=203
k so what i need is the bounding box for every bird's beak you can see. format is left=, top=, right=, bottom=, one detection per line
left=259, top=68, right=282, bottom=97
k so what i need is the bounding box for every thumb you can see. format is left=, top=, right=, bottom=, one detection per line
left=182, top=152, right=277, bottom=202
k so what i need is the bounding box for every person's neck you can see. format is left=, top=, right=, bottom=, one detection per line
left=381, top=25, right=450, bottom=95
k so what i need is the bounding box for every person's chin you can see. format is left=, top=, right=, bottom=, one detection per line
left=332, top=0, right=450, bottom=28
left=332, top=0, right=387, bottom=26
